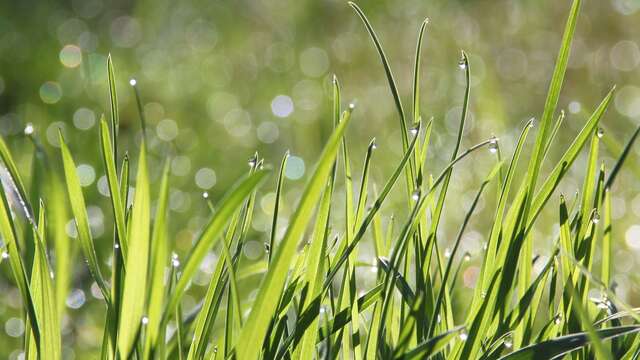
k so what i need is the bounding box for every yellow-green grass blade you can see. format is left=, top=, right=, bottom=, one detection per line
left=117, top=143, right=151, bottom=358
left=401, top=326, right=465, bottom=360
left=143, top=161, right=171, bottom=359
left=236, top=108, right=353, bottom=360
left=99, top=117, right=128, bottom=259
left=164, top=169, right=270, bottom=318
left=412, top=18, right=429, bottom=125
left=59, top=133, right=110, bottom=301
left=29, top=201, right=61, bottom=359
left=107, top=54, right=119, bottom=156
left=296, top=180, right=334, bottom=358
left=602, top=188, right=612, bottom=287
left=0, top=135, right=34, bottom=224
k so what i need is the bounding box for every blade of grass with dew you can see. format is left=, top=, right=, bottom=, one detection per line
left=143, top=161, right=170, bottom=359
left=236, top=107, right=353, bottom=360
left=164, top=169, right=269, bottom=318
left=0, top=135, right=34, bottom=223
left=59, top=133, right=110, bottom=301
left=604, top=123, right=640, bottom=190
left=99, top=117, right=128, bottom=258
left=117, top=143, right=150, bottom=358
left=401, top=326, right=465, bottom=360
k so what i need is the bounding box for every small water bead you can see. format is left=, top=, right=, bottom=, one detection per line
left=458, top=57, right=467, bottom=70
left=592, top=210, right=601, bottom=224
left=444, top=248, right=452, bottom=258
left=488, top=137, right=499, bottom=154
left=264, top=242, right=270, bottom=253
left=114, top=243, right=120, bottom=250
left=202, top=191, right=209, bottom=199
left=463, top=253, right=472, bottom=262
left=129, top=78, right=137, bottom=86
left=141, top=316, right=149, bottom=325
left=459, top=330, right=468, bottom=341
left=24, top=123, right=35, bottom=136
left=554, top=314, right=562, bottom=325
left=172, top=258, right=180, bottom=268
left=1, top=251, right=8, bottom=259
left=248, top=156, right=257, bottom=168
left=597, top=127, right=605, bottom=138
left=481, top=291, right=487, bottom=299
left=504, top=336, right=513, bottom=349
left=411, top=189, right=420, bottom=201
left=371, top=139, right=377, bottom=150
left=348, top=102, right=356, bottom=111
left=409, top=125, right=419, bottom=136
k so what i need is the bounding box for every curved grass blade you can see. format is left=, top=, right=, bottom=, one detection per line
left=400, top=326, right=465, bottom=360
left=498, top=326, right=639, bottom=360
left=236, top=108, right=353, bottom=360
left=59, top=133, right=110, bottom=301
left=107, top=54, right=119, bottom=158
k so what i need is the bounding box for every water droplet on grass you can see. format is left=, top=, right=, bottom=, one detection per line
left=1, top=251, right=8, bottom=259
left=592, top=210, right=600, bottom=224
left=202, top=191, right=209, bottom=199
left=597, top=127, right=604, bottom=138
left=489, top=137, right=499, bottom=153
left=141, top=316, right=149, bottom=325
left=411, top=189, right=420, bottom=201
left=129, top=79, right=137, bottom=86
left=24, top=123, right=34, bottom=136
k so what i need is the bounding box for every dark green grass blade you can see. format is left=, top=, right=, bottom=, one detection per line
left=268, top=152, right=288, bottom=263
left=499, top=326, right=639, bottom=360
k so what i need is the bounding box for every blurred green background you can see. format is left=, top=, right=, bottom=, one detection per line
left=1, top=0, right=640, bottom=357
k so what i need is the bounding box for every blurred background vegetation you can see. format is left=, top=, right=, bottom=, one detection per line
left=1, top=0, right=640, bottom=357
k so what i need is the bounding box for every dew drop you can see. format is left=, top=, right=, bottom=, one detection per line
left=463, top=253, right=471, bottom=262
left=504, top=336, right=513, bottom=349
left=172, top=259, right=180, bottom=268
left=459, top=330, right=468, bottom=341
left=488, top=137, right=499, bottom=154
left=348, top=103, right=356, bottom=111
left=528, top=118, right=536, bottom=128
left=411, top=189, right=420, bottom=201
left=592, top=210, right=600, bottom=224
left=141, top=316, right=149, bottom=325
left=444, top=248, right=452, bottom=258
left=458, top=57, right=467, bottom=70
left=1, top=251, right=8, bottom=259
left=202, top=191, right=209, bottom=199
left=248, top=156, right=257, bottom=168
left=129, top=79, right=137, bottom=86
left=264, top=242, right=270, bottom=253
left=24, top=123, right=35, bottom=136
left=371, top=139, right=377, bottom=150
left=554, top=314, right=562, bottom=324
left=114, top=243, right=120, bottom=250
left=481, top=291, right=487, bottom=299
left=597, top=127, right=604, bottom=138
left=409, top=125, right=419, bottom=136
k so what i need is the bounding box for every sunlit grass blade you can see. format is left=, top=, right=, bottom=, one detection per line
left=0, top=135, right=34, bottom=224
left=117, top=143, right=151, bottom=358
left=143, top=161, right=171, bottom=359
left=99, top=117, right=128, bottom=258
left=236, top=107, right=353, bottom=360
left=401, top=326, right=465, bottom=360
left=29, top=201, right=61, bottom=359
left=604, top=123, right=640, bottom=190
left=107, top=54, right=119, bottom=156
left=59, top=133, right=110, bottom=301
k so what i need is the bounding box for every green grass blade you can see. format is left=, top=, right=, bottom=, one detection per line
left=107, top=54, right=119, bottom=157
left=268, top=152, right=289, bottom=263
left=30, top=201, right=61, bottom=359
left=117, top=143, right=151, bottom=358
left=99, top=117, right=128, bottom=258
left=498, top=326, right=639, bottom=360
left=143, top=161, right=171, bottom=359
left=236, top=107, right=353, bottom=360
left=59, top=133, right=110, bottom=300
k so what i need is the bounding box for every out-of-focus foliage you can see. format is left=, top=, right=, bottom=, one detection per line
left=0, top=0, right=640, bottom=358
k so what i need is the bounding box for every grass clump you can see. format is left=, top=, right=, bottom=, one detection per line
left=2, top=0, right=640, bottom=359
